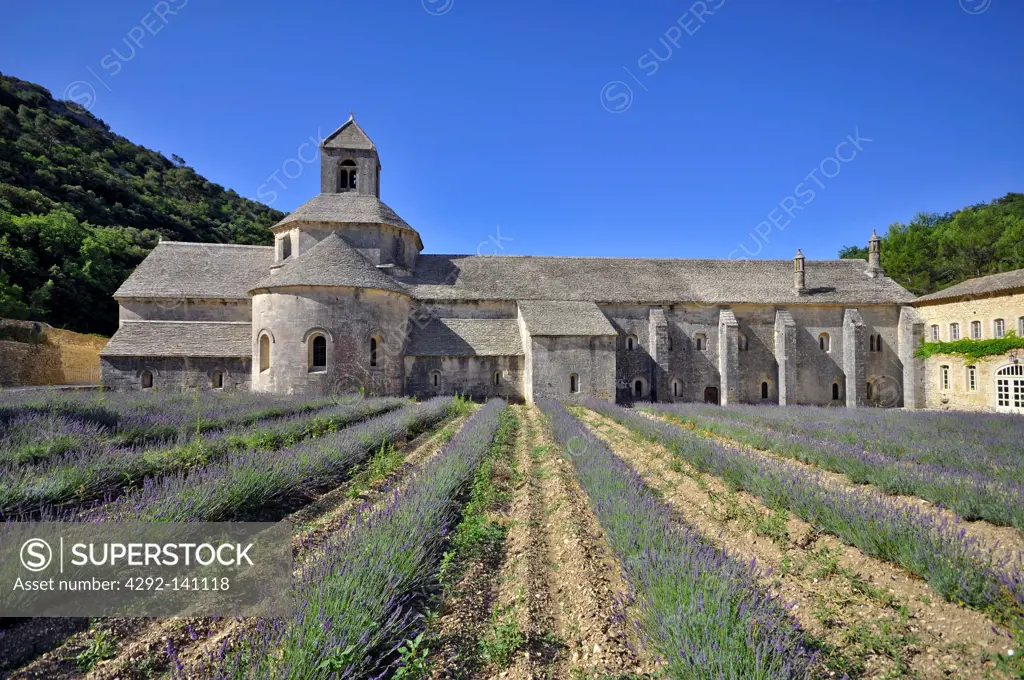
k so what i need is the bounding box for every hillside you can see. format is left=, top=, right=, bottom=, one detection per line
left=839, top=193, right=1024, bottom=296
left=0, top=73, right=282, bottom=336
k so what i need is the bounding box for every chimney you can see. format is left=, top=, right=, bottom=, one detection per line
left=866, top=230, right=882, bottom=278
left=794, top=249, right=808, bottom=295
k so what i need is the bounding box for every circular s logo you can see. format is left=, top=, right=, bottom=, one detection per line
left=20, top=538, right=53, bottom=572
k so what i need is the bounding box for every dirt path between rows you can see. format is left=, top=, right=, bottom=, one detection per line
left=653, top=410, right=1024, bottom=567
left=431, top=406, right=656, bottom=679
left=5, top=416, right=468, bottom=680
left=576, top=408, right=1016, bottom=680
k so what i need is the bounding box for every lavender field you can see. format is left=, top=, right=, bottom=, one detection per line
left=3, top=394, right=1024, bottom=679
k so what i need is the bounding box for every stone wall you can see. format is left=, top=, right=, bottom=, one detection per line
left=909, top=292, right=1024, bottom=413
left=0, top=319, right=107, bottom=387
left=529, top=335, right=616, bottom=403
left=251, top=286, right=411, bottom=396
left=118, top=299, right=251, bottom=323
left=404, top=355, right=524, bottom=402
left=101, top=356, right=250, bottom=392
left=916, top=291, right=1024, bottom=343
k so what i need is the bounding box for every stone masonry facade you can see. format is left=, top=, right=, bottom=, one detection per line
left=101, top=115, right=984, bottom=412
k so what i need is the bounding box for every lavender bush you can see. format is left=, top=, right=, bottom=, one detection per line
left=649, top=404, right=1024, bottom=532
left=674, top=403, right=1024, bottom=481
left=193, top=399, right=507, bottom=679
left=586, top=400, right=1024, bottom=628
left=0, top=397, right=408, bottom=519
left=537, top=400, right=816, bottom=679
left=98, top=397, right=454, bottom=523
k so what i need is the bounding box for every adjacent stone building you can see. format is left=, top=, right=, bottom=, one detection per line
left=102, top=116, right=921, bottom=406
left=905, top=269, right=1024, bottom=414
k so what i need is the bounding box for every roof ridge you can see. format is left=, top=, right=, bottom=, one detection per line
left=119, top=320, right=251, bottom=325
left=157, top=241, right=272, bottom=250
left=419, top=253, right=867, bottom=264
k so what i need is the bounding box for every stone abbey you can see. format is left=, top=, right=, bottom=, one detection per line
left=101, top=116, right=1022, bottom=412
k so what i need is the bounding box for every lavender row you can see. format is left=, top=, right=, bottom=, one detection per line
left=649, top=404, right=1024, bottom=533
left=0, top=390, right=343, bottom=451
left=678, top=402, right=1024, bottom=479
left=96, top=397, right=455, bottom=523
left=538, top=400, right=816, bottom=679
left=0, top=397, right=408, bottom=519
left=586, top=401, right=1024, bottom=628
left=189, top=399, right=507, bottom=679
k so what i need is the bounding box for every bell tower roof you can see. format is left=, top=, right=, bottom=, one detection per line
left=322, top=114, right=376, bottom=151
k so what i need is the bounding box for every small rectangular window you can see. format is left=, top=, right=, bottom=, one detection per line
left=950, top=324, right=960, bottom=341
left=995, top=319, right=1006, bottom=338
left=931, top=325, right=939, bottom=342
left=971, top=321, right=981, bottom=340
left=967, top=366, right=977, bottom=392
left=941, top=365, right=950, bottom=390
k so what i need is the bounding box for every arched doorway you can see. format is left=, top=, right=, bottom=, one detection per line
left=704, top=386, right=719, bottom=405
left=995, top=364, right=1024, bottom=413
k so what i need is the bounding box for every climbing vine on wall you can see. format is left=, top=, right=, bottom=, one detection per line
left=915, top=334, right=1024, bottom=361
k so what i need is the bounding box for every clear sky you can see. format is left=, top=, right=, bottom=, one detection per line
left=3, top=1, right=1022, bottom=260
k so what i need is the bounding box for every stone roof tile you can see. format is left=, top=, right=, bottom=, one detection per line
left=251, top=231, right=408, bottom=295
left=914, top=268, right=1024, bottom=304
left=274, top=193, right=414, bottom=233
left=518, top=300, right=616, bottom=336
left=113, top=242, right=272, bottom=300
left=402, top=255, right=915, bottom=305
left=406, top=318, right=523, bottom=356
left=101, top=321, right=251, bottom=357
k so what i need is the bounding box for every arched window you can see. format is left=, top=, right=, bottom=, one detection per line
left=494, top=371, right=501, bottom=386
left=259, top=334, right=271, bottom=373
left=832, top=382, right=840, bottom=401
left=280, top=234, right=291, bottom=260
left=869, top=335, right=875, bottom=352
left=310, top=335, right=327, bottom=372
left=370, top=337, right=379, bottom=367
left=634, top=379, right=644, bottom=398
left=994, top=319, right=1006, bottom=339
left=339, top=159, right=357, bottom=191
left=949, top=323, right=960, bottom=341
left=667, top=334, right=673, bottom=351
left=430, top=370, right=441, bottom=389
left=875, top=334, right=883, bottom=352
left=141, top=370, right=153, bottom=389
left=996, top=364, right=1024, bottom=412
left=819, top=333, right=830, bottom=352
left=971, top=321, right=982, bottom=340
left=694, top=333, right=706, bottom=351
left=212, top=370, right=223, bottom=389
left=672, top=379, right=681, bottom=398
left=761, top=381, right=769, bottom=399
left=931, top=325, right=940, bottom=342
left=866, top=380, right=874, bottom=401
left=737, top=333, right=748, bottom=351
left=570, top=373, right=580, bottom=394
left=627, top=335, right=638, bottom=351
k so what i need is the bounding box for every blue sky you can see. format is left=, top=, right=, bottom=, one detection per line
left=3, top=0, right=1022, bottom=260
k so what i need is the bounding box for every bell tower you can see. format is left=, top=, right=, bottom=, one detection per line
left=320, top=114, right=381, bottom=198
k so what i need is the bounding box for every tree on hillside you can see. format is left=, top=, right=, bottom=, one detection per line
left=838, top=194, right=1024, bottom=296
left=0, top=72, right=285, bottom=334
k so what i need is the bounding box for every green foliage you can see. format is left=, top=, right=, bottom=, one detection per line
left=0, top=73, right=283, bottom=335
left=446, top=393, right=476, bottom=418
left=75, top=628, right=116, bottom=671
left=839, top=193, right=1024, bottom=296
left=394, top=633, right=431, bottom=680
left=915, top=333, right=1024, bottom=361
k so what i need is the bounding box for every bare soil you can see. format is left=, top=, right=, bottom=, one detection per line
left=431, top=405, right=656, bottom=679
left=3, top=416, right=467, bottom=680
left=660, top=411, right=1024, bottom=565
left=576, top=407, right=1017, bottom=680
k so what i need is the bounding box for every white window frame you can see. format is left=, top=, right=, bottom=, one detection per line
left=967, top=366, right=977, bottom=392
left=940, top=365, right=950, bottom=391
left=971, top=321, right=981, bottom=340
left=994, top=319, right=1006, bottom=339
left=950, top=323, right=960, bottom=341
